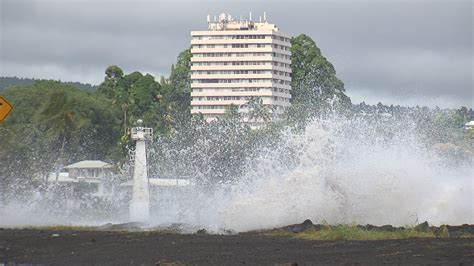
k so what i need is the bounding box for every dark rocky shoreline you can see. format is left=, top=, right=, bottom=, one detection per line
left=1, top=220, right=473, bottom=265
left=253, top=219, right=474, bottom=237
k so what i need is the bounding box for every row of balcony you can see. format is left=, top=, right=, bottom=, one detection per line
left=191, top=47, right=291, bottom=56
left=190, top=73, right=292, bottom=82
left=190, top=38, right=290, bottom=47
left=191, top=98, right=290, bottom=105
left=191, top=90, right=291, bottom=98
left=191, top=82, right=291, bottom=90
left=191, top=55, right=291, bottom=65
left=190, top=64, right=291, bottom=73
left=191, top=100, right=290, bottom=109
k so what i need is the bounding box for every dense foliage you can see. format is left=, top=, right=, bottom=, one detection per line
left=0, top=33, right=472, bottom=199
left=0, top=76, right=97, bottom=92
left=352, top=102, right=473, bottom=153
left=288, top=34, right=352, bottom=126
left=0, top=81, right=120, bottom=201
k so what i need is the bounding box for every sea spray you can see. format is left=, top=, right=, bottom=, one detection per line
left=0, top=115, right=472, bottom=231
left=145, top=116, right=472, bottom=231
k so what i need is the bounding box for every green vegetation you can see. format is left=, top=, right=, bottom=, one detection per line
left=0, top=76, right=97, bottom=92
left=0, top=33, right=472, bottom=200
left=247, top=96, right=272, bottom=123
left=270, top=225, right=436, bottom=241
left=288, top=34, right=352, bottom=126
left=0, top=81, right=120, bottom=202
left=352, top=102, right=474, bottom=161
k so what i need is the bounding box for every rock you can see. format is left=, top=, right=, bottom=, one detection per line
left=291, top=219, right=316, bottom=233
left=196, top=229, right=208, bottom=235
left=441, top=224, right=474, bottom=237
left=378, top=225, right=397, bottom=232
left=358, top=224, right=378, bottom=231
left=291, top=224, right=307, bottom=233
left=97, top=223, right=113, bottom=229
left=435, top=225, right=450, bottom=237
left=415, top=221, right=430, bottom=232
left=220, top=228, right=236, bottom=235
left=98, top=222, right=146, bottom=231
left=357, top=224, right=404, bottom=232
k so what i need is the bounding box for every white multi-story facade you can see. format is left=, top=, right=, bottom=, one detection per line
left=190, top=13, right=292, bottom=122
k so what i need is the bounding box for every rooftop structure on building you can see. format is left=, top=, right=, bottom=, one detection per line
left=190, top=12, right=292, bottom=123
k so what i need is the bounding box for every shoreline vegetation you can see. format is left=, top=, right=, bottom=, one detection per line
left=261, top=220, right=474, bottom=241
left=10, top=220, right=474, bottom=241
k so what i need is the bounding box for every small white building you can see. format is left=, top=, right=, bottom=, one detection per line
left=49, top=160, right=115, bottom=198
left=465, top=121, right=474, bottom=130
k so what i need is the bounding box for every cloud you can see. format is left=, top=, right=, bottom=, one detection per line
left=1, top=0, right=472, bottom=107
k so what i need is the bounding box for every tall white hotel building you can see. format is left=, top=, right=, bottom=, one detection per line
left=190, top=13, right=292, bottom=122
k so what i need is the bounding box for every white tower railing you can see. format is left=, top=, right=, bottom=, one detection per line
left=131, top=127, right=153, bottom=140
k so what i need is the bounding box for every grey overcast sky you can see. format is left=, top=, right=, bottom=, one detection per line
left=0, top=0, right=472, bottom=107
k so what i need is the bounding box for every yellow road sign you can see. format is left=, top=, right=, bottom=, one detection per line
left=0, top=96, right=13, bottom=123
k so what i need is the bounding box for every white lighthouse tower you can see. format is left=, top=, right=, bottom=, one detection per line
left=129, top=119, right=153, bottom=222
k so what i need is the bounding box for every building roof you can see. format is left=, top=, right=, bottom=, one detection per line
left=63, top=160, right=113, bottom=169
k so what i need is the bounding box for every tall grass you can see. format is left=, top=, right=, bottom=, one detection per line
left=270, top=225, right=436, bottom=241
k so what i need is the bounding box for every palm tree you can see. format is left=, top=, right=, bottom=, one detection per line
left=224, top=104, right=241, bottom=122
left=247, top=97, right=272, bottom=123
left=38, top=91, right=83, bottom=181
left=99, top=65, right=129, bottom=136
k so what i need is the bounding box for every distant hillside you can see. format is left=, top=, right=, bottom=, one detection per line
left=0, top=76, right=97, bottom=92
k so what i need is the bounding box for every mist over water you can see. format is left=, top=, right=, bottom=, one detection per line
left=148, top=117, right=472, bottom=232
left=1, top=115, right=472, bottom=232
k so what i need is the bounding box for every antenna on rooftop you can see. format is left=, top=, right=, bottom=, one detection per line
left=263, top=11, right=267, bottom=22
left=207, top=14, right=210, bottom=23
left=259, top=16, right=262, bottom=23
left=249, top=11, right=252, bottom=21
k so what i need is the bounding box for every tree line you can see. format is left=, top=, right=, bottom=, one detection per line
left=0, top=76, right=97, bottom=92
left=0, top=34, right=472, bottom=198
